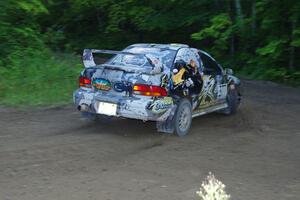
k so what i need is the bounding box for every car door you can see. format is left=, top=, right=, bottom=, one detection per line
left=198, top=51, right=227, bottom=107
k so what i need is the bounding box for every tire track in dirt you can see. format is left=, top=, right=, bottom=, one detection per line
left=0, top=80, right=300, bottom=200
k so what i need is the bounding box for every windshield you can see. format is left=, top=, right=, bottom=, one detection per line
left=106, top=47, right=176, bottom=68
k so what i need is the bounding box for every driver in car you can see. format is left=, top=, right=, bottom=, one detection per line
left=172, top=59, right=203, bottom=96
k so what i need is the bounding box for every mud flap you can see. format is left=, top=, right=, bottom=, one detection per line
left=156, top=105, right=177, bottom=134
left=81, top=111, right=97, bottom=120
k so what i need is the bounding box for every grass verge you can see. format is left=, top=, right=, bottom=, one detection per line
left=0, top=51, right=82, bottom=107
left=236, top=66, right=300, bottom=87
left=1, top=50, right=299, bottom=108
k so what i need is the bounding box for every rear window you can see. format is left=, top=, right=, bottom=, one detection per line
left=92, top=53, right=114, bottom=65
left=108, top=54, right=149, bottom=67
left=106, top=47, right=176, bottom=68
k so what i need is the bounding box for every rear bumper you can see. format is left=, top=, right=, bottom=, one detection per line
left=73, top=88, right=173, bottom=121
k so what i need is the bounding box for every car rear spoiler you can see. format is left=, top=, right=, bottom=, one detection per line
left=82, top=49, right=145, bottom=68
left=82, top=49, right=163, bottom=74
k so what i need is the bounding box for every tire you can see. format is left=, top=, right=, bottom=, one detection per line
left=223, top=85, right=239, bottom=115
left=173, top=99, right=192, bottom=137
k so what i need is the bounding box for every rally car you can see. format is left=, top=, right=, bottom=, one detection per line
left=73, top=43, right=241, bottom=136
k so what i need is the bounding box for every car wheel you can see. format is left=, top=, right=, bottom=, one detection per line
left=223, top=85, right=239, bottom=115
left=174, top=99, right=192, bottom=137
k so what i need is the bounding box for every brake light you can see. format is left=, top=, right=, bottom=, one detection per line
left=79, top=76, right=91, bottom=87
left=133, top=84, right=167, bottom=97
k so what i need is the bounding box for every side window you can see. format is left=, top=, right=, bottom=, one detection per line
left=199, top=53, right=221, bottom=75
left=175, top=48, right=200, bottom=68
left=174, top=48, right=190, bottom=64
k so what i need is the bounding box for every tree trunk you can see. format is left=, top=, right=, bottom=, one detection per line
left=214, top=0, right=220, bottom=11
left=251, top=0, right=256, bottom=35
left=228, top=0, right=235, bottom=56
left=230, top=36, right=235, bottom=56
left=234, top=0, right=244, bottom=30
left=289, top=19, right=296, bottom=70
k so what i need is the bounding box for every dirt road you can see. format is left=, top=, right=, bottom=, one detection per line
left=0, top=80, right=299, bottom=200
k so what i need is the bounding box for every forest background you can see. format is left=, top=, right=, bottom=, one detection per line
left=0, top=0, right=299, bottom=106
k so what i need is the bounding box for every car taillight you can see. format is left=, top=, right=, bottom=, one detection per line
left=79, top=76, right=91, bottom=88
left=133, top=84, right=167, bottom=97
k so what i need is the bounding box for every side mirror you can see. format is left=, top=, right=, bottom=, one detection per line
left=224, top=68, right=233, bottom=75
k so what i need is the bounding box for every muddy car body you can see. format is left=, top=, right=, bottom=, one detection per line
left=73, top=43, right=241, bottom=136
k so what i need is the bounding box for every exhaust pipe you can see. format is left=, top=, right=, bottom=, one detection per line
left=77, top=104, right=89, bottom=112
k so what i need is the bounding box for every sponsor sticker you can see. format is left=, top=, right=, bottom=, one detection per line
left=92, top=78, right=112, bottom=91
left=149, top=97, right=173, bottom=114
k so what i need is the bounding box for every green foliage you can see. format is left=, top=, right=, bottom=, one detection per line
left=191, top=13, right=233, bottom=57
left=128, top=6, right=155, bottom=31
left=0, top=50, right=81, bottom=106
left=0, top=0, right=83, bottom=106
left=238, top=65, right=300, bottom=86
left=192, top=14, right=232, bottom=40
left=106, top=3, right=127, bottom=33
left=291, top=28, right=300, bottom=47
left=17, top=0, right=48, bottom=14
left=256, top=40, right=287, bottom=57
left=0, top=0, right=47, bottom=63
left=255, top=39, right=287, bottom=67
left=1, top=0, right=300, bottom=106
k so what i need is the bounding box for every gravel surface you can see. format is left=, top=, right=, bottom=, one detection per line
left=0, top=80, right=299, bottom=200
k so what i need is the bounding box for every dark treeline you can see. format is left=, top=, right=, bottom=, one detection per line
left=1, top=0, right=300, bottom=85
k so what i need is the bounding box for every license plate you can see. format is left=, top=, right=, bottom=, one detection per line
left=97, top=102, right=117, bottom=116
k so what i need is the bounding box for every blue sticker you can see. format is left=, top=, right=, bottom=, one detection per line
left=113, top=82, right=132, bottom=93
left=92, top=78, right=112, bottom=91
